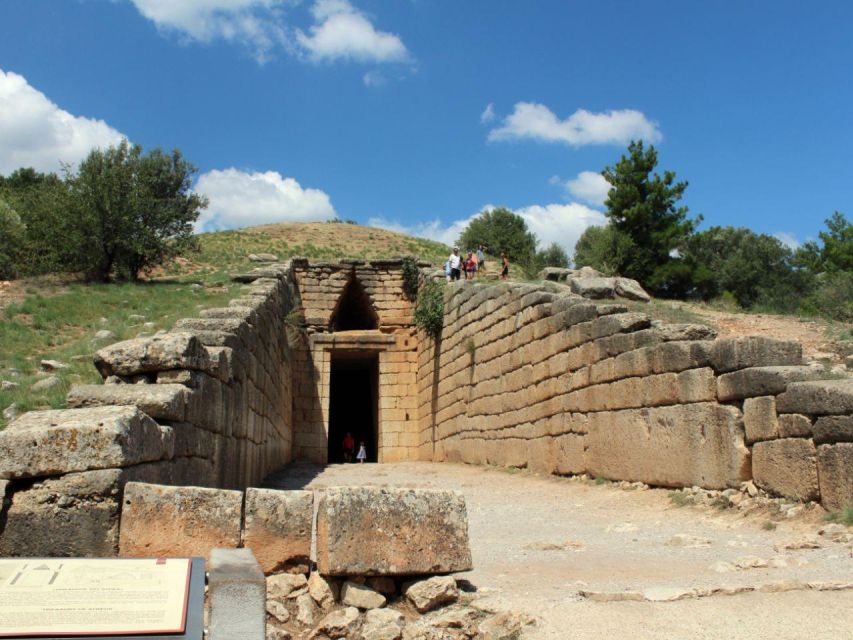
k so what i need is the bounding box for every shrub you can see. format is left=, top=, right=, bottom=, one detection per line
left=414, top=279, right=445, bottom=339
left=401, top=256, right=419, bottom=300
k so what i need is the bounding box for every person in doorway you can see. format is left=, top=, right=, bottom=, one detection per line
left=342, top=432, right=355, bottom=462
left=500, top=252, right=510, bottom=280
left=448, top=247, right=462, bottom=281
left=356, top=441, right=367, bottom=463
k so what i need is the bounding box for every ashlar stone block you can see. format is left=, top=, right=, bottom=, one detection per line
left=242, top=488, right=313, bottom=575
left=752, top=438, right=819, bottom=502
left=817, top=443, right=853, bottom=511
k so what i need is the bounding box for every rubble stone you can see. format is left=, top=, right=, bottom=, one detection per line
left=360, top=608, right=404, bottom=640
left=404, top=576, right=459, bottom=613
left=341, top=580, right=387, bottom=609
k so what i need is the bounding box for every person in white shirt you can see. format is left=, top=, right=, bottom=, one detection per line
left=448, top=247, right=462, bottom=281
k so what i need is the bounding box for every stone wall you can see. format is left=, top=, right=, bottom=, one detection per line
left=0, top=265, right=298, bottom=555
left=416, top=282, right=853, bottom=508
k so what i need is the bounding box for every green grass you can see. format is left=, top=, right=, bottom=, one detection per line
left=762, top=520, right=777, bottom=531
left=593, top=476, right=610, bottom=485
left=826, top=506, right=853, bottom=526
left=0, top=280, right=240, bottom=428
left=623, top=299, right=710, bottom=326
left=669, top=491, right=695, bottom=507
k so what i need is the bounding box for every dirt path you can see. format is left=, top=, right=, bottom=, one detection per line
left=265, top=462, right=853, bottom=640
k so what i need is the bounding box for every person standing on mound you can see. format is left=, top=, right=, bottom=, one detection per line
left=448, top=247, right=462, bottom=281
left=500, top=252, right=510, bottom=280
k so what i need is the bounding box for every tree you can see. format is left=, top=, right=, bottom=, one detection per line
left=573, top=224, right=632, bottom=274
left=529, top=242, right=569, bottom=276
left=795, top=212, right=853, bottom=274
left=0, top=197, right=26, bottom=279
left=67, top=140, right=207, bottom=281
left=602, top=141, right=701, bottom=296
left=458, top=207, right=537, bottom=266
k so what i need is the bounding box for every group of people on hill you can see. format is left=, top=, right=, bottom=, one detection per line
left=445, top=245, right=510, bottom=282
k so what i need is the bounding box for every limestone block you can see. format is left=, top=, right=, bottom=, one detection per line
left=341, top=580, right=387, bottom=609
left=242, top=488, right=313, bottom=574
left=0, top=406, right=173, bottom=479
left=817, top=443, right=853, bottom=511
left=208, top=548, right=266, bottom=640
left=570, top=277, right=616, bottom=299
left=710, top=336, right=802, bottom=374
left=119, top=482, right=243, bottom=559
left=778, top=414, right=813, bottom=438
left=743, top=396, right=779, bottom=443
left=171, top=422, right=216, bottom=459
left=752, top=439, right=819, bottom=502
left=316, top=487, right=472, bottom=576
left=776, top=379, right=853, bottom=415
left=404, top=576, right=460, bottom=614
left=614, top=277, right=651, bottom=302
left=812, top=415, right=853, bottom=444
left=94, top=331, right=211, bottom=378
left=67, top=383, right=188, bottom=421
left=550, top=433, right=586, bottom=475
left=584, top=403, right=749, bottom=489
left=716, top=366, right=820, bottom=401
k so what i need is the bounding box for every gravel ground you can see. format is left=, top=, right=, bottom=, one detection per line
left=264, top=461, right=853, bottom=640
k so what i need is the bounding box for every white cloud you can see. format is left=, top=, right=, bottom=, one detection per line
left=362, top=70, right=386, bottom=87
left=774, top=231, right=801, bottom=250
left=296, top=0, right=410, bottom=63
left=369, top=201, right=607, bottom=258
left=129, top=0, right=289, bottom=63
left=480, top=103, right=495, bottom=124
left=194, top=168, right=336, bottom=231
left=563, top=170, right=611, bottom=207
left=488, top=103, right=662, bottom=146
left=0, top=68, right=125, bottom=175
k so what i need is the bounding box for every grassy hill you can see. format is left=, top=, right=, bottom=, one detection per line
left=0, top=222, right=450, bottom=428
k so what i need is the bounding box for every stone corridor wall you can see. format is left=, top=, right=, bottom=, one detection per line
left=417, top=283, right=853, bottom=509
left=0, top=265, right=297, bottom=556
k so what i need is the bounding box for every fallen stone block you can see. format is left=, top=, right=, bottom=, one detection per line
left=753, top=438, right=819, bottom=502
left=614, top=277, right=651, bottom=302
left=94, top=331, right=211, bottom=378
left=67, top=383, right=189, bottom=421
left=569, top=276, right=616, bottom=299
left=0, top=406, right=173, bottom=480
left=119, top=482, right=243, bottom=559
left=316, top=487, right=473, bottom=576
left=404, top=576, right=459, bottom=613
left=776, top=379, right=853, bottom=415
left=817, top=443, right=853, bottom=511
left=812, top=415, right=853, bottom=443
left=710, top=336, right=802, bottom=374
left=717, top=366, right=820, bottom=401
left=208, top=548, right=265, bottom=640
left=242, top=488, right=313, bottom=574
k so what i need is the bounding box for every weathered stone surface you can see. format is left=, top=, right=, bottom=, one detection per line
left=94, top=331, right=211, bottom=378
left=308, top=572, right=338, bottom=608
left=40, top=359, right=68, bottom=371
left=341, top=580, right=387, bottom=609
left=813, top=415, right=853, bottom=443
left=208, top=548, right=266, bottom=640
left=313, top=607, right=360, bottom=638
left=717, top=366, right=820, bottom=401
left=0, top=406, right=173, bottom=479
left=67, top=383, right=189, bottom=421
left=316, top=487, right=472, bottom=576
left=614, top=277, right=650, bottom=302
left=539, top=267, right=571, bottom=281
left=753, top=439, right=819, bottom=502
left=569, top=276, right=616, bottom=299
left=361, top=608, right=404, bottom=640
left=477, top=612, right=533, bottom=640
left=710, top=337, right=802, bottom=374
left=249, top=253, right=279, bottom=262
left=267, top=573, right=308, bottom=600
left=295, top=593, right=316, bottom=626
left=776, top=379, right=853, bottom=415
left=31, top=375, right=62, bottom=392
left=119, top=482, right=242, bottom=559
left=778, top=414, right=813, bottom=438
left=404, top=576, right=459, bottom=613
left=656, top=324, right=717, bottom=341
left=266, top=599, right=290, bottom=623
left=585, top=403, right=749, bottom=489
left=243, top=488, right=313, bottom=574
left=366, top=577, right=397, bottom=595
left=743, top=396, right=779, bottom=443
left=817, top=443, right=853, bottom=511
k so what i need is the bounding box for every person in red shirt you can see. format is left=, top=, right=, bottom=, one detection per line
left=465, top=251, right=477, bottom=280
left=342, top=432, right=355, bottom=462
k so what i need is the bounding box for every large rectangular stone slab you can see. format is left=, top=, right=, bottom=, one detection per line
left=241, top=488, right=312, bottom=575
left=316, top=487, right=472, bottom=576
left=813, top=415, right=853, bottom=444
left=710, top=337, right=802, bottom=374
left=752, top=438, right=819, bottom=502
left=119, top=482, right=243, bottom=560
left=584, top=403, right=749, bottom=489
left=776, top=379, right=853, bottom=415
left=67, top=384, right=189, bottom=421
left=94, top=331, right=212, bottom=378
left=717, top=366, right=820, bottom=401
left=0, top=406, right=173, bottom=479
left=817, top=443, right=853, bottom=511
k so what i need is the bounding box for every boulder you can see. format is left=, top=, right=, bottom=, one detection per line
left=614, top=277, right=651, bottom=302
left=776, top=379, right=853, bottom=415
left=539, top=267, right=572, bottom=282
left=267, top=573, right=309, bottom=600
left=361, top=608, right=404, bottom=640
left=752, top=439, right=819, bottom=502
left=119, top=482, right=243, bottom=560
left=94, top=331, right=211, bottom=378
left=0, top=406, right=173, bottom=479
left=95, top=329, right=116, bottom=340
left=341, top=580, right=386, bottom=609
left=2, top=403, right=18, bottom=421
left=31, top=375, right=62, bottom=392
left=39, top=359, right=68, bottom=371
left=312, top=607, right=361, bottom=639
left=569, top=276, right=616, bottom=299
left=316, top=487, right=472, bottom=576
left=817, top=443, right=853, bottom=511
left=710, top=337, right=802, bottom=374
left=242, top=488, right=313, bottom=574
left=404, top=576, right=459, bottom=613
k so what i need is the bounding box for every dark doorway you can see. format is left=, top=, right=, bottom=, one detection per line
left=327, top=352, right=379, bottom=463
left=329, top=275, right=379, bottom=331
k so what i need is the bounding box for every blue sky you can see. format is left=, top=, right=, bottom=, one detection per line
left=1, top=1, right=851, bottom=254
